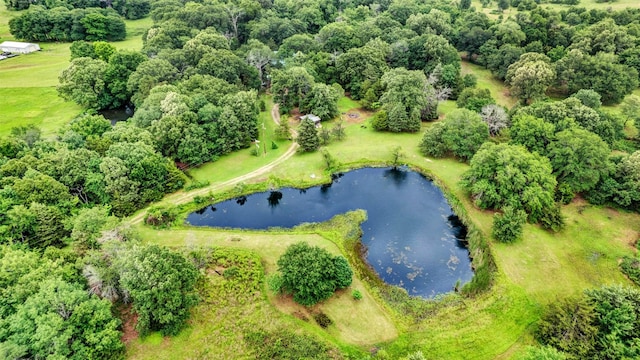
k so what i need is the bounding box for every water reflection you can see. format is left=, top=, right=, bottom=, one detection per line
left=186, top=167, right=473, bottom=297
left=236, top=196, right=247, bottom=206
left=267, top=191, right=282, bottom=207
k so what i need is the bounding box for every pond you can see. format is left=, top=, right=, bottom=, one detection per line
left=186, top=167, right=473, bottom=297
left=98, top=106, right=133, bottom=125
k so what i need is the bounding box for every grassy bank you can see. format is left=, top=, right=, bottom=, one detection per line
left=128, top=95, right=640, bottom=359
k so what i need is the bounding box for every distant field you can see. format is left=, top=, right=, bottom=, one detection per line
left=543, top=0, right=640, bottom=10
left=0, top=87, right=82, bottom=135
left=0, top=10, right=150, bottom=136
left=470, top=0, right=640, bottom=19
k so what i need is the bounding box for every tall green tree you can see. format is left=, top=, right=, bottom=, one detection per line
left=557, top=50, right=638, bottom=104
left=506, top=53, right=556, bottom=104
left=419, top=109, right=489, bottom=161
left=378, top=68, right=431, bottom=133
left=271, top=67, right=315, bottom=113
left=299, top=83, right=341, bottom=121
left=116, top=245, right=199, bottom=335
left=276, top=242, right=352, bottom=306
left=547, top=127, right=610, bottom=195
left=461, top=143, right=557, bottom=222
left=1, top=279, right=123, bottom=360
left=296, top=118, right=320, bottom=152
left=58, top=57, right=111, bottom=110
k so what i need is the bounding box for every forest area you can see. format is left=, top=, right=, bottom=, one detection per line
left=1, top=0, right=640, bottom=358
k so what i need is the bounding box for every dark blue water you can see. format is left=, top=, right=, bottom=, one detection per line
left=186, top=167, right=473, bottom=297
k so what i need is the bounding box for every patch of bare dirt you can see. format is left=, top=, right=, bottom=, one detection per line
left=118, top=304, right=139, bottom=344
left=290, top=107, right=302, bottom=121
left=617, top=229, right=639, bottom=251
left=343, top=109, right=371, bottom=124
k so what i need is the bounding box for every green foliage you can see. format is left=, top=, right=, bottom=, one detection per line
left=245, top=330, right=334, bottom=360
left=419, top=122, right=447, bottom=158
left=462, top=143, right=557, bottom=223
left=276, top=242, right=352, bottom=306
left=378, top=68, right=432, bottom=133
left=391, top=146, right=405, bottom=167
left=462, top=74, right=477, bottom=88
left=300, top=83, right=341, bottom=121
left=275, top=120, right=292, bottom=140
left=266, top=273, right=284, bottom=294
left=419, top=109, right=489, bottom=161
left=331, top=119, right=346, bottom=141
left=509, top=115, right=556, bottom=155
left=456, top=88, right=496, bottom=112
left=297, top=119, right=320, bottom=152
left=585, top=286, right=640, bottom=358
left=9, top=7, right=126, bottom=42
left=506, top=53, right=556, bottom=104
left=336, top=40, right=390, bottom=99
left=589, top=151, right=640, bottom=211
left=538, top=285, right=640, bottom=359
left=371, top=110, right=389, bottom=132
left=441, top=110, right=489, bottom=161
left=144, top=205, right=178, bottom=228
left=1, top=279, right=124, bottom=360
left=492, top=206, right=527, bottom=243
left=321, top=149, right=338, bottom=170
left=352, top=289, right=363, bottom=301
left=620, top=256, right=640, bottom=286
left=548, top=127, right=610, bottom=196
left=0, top=247, right=123, bottom=359
left=319, top=127, right=332, bottom=146
left=537, top=297, right=598, bottom=357
left=557, top=50, right=638, bottom=105
left=184, top=180, right=210, bottom=191
left=58, top=57, right=111, bottom=110
left=271, top=67, right=315, bottom=113
left=403, top=351, right=426, bottom=360
left=116, top=245, right=199, bottom=335
left=70, top=205, right=117, bottom=250
left=570, top=89, right=602, bottom=109
left=517, top=346, right=567, bottom=360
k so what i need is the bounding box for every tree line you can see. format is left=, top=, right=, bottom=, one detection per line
left=2, top=0, right=640, bottom=358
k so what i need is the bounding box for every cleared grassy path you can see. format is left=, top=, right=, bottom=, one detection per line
left=128, top=103, right=299, bottom=224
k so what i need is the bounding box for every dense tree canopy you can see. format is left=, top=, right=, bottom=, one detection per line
left=547, top=127, right=610, bottom=196
left=115, top=244, right=199, bottom=335
left=461, top=143, right=557, bottom=223
left=9, top=7, right=126, bottom=42
left=538, top=286, right=640, bottom=359
left=0, top=247, right=124, bottom=360
left=378, top=68, right=432, bottom=133
left=420, top=109, right=489, bottom=161
left=506, top=52, right=555, bottom=104
left=276, top=242, right=352, bottom=306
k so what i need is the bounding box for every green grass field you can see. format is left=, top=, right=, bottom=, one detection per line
left=0, top=10, right=149, bottom=136
left=470, top=0, right=640, bottom=18
left=129, top=97, right=640, bottom=359
left=461, top=61, right=517, bottom=109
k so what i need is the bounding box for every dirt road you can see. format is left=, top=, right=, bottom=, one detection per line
left=129, top=103, right=297, bottom=224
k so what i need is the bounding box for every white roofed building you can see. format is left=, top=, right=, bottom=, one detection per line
left=300, top=114, right=322, bottom=127
left=0, top=41, right=40, bottom=54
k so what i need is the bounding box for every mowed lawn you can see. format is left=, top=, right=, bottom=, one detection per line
left=0, top=10, right=149, bottom=136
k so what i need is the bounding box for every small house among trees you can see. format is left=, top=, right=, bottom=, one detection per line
left=301, top=114, right=322, bottom=127
left=0, top=41, right=40, bottom=54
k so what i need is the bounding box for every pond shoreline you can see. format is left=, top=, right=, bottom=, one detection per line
left=182, top=163, right=486, bottom=299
